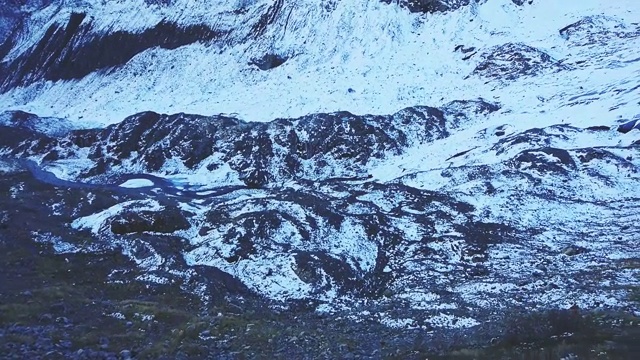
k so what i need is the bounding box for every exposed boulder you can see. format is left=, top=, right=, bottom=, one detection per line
left=240, top=168, right=270, bottom=189
left=382, top=0, right=530, bottom=14
left=385, top=0, right=455, bottom=13
left=562, top=245, right=588, bottom=256
left=585, top=125, right=610, bottom=132
left=249, top=53, right=287, bottom=70
left=617, top=119, right=640, bottom=134
left=454, top=45, right=476, bottom=54
left=472, top=43, right=566, bottom=81
left=381, top=0, right=472, bottom=13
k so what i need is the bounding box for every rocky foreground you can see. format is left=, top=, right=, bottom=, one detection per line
left=1, top=98, right=639, bottom=358
left=1, top=160, right=639, bottom=358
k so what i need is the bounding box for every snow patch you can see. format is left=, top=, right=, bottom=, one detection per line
left=119, top=178, right=154, bottom=188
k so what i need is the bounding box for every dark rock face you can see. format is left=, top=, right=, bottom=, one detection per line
left=512, top=148, right=577, bottom=175
left=0, top=12, right=225, bottom=91
left=617, top=119, right=639, bottom=134
left=0, top=1, right=55, bottom=52
left=0, top=4, right=20, bottom=60
left=1, top=110, right=42, bottom=128
left=249, top=0, right=285, bottom=38
left=442, top=98, right=501, bottom=120
left=575, top=148, right=636, bottom=172
left=562, top=245, right=588, bottom=256
left=24, top=99, right=497, bottom=186
left=88, top=111, right=241, bottom=172
left=0, top=99, right=502, bottom=192
left=0, top=100, right=506, bottom=303
left=0, top=125, right=51, bottom=151
left=109, top=207, right=190, bottom=234
left=492, top=127, right=552, bottom=154
left=1, top=1, right=639, bottom=358
left=472, top=43, right=567, bottom=81
left=190, top=178, right=492, bottom=299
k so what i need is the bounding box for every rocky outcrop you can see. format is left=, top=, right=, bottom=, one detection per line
left=472, top=43, right=567, bottom=81
left=381, top=0, right=531, bottom=14
left=8, top=100, right=638, bottom=307
left=381, top=0, right=470, bottom=14
left=8, top=99, right=495, bottom=186
left=0, top=110, right=71, bottom=136
left=560, top=15, right=640, bottom=46
left=109, top=207, right=190, bottom=234
left=0, top=12, right=225, bottom=91
left=512, top=148, right=577, bottom=175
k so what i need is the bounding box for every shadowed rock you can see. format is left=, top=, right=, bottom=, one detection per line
left=0, top=12, right=225, bottom=91
left=110, top=207, right=190, bottom=234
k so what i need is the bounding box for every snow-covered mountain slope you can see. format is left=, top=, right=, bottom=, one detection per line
left=1, top=0, right=639, bottom=337
left=0, top=0, right=637, bottom=126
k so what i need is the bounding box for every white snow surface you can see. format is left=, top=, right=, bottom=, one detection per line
left=119, top=178, right=154, bottom=188
left=0, top=159, right=19, bottom=174
left=1, top=0, right=638, bottom=127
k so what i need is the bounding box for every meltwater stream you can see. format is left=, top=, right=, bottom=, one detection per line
left=20, top=159, right=244, bottom=199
